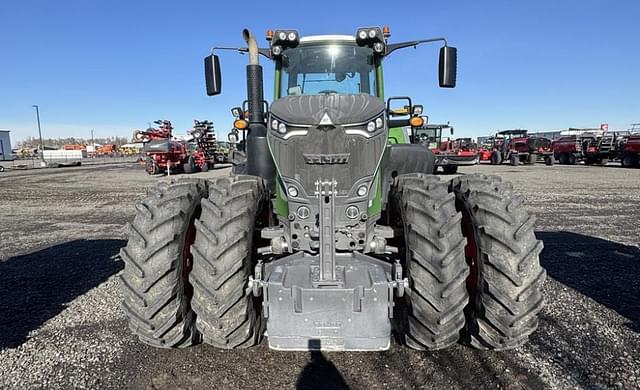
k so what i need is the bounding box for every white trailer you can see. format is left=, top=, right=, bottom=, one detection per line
left=43, top=149, right=84, bottom=161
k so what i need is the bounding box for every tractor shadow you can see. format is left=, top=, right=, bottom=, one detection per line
left=0, top=239, right=124, bottom=349
left=296, top=339, right=350, bottom=390
left=536, top=231, right=640, bottom=332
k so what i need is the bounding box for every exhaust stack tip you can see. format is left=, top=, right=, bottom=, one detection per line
left=242, top=29, right=251, bottom=43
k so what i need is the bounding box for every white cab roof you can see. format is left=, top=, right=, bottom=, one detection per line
left=300, top=35, right=355, bottom=43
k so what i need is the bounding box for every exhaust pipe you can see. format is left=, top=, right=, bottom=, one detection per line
left=242, top=29, right=265, bottom=127
left=240, top=29, right=275, bottom=189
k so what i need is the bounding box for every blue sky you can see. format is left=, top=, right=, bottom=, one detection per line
left=1, top=0, right=638, bottom=143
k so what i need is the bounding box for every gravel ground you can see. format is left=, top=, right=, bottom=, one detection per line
left=0, top=162, right=638, bottom=389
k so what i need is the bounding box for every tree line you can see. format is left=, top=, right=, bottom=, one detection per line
left=16, top=136, right=131, bottom=149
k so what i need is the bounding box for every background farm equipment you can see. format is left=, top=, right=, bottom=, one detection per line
left=411, top=123, right=478, bottom=174
left=618, top=127, right=640, bottom=168
left=552, top=134, right=598, bottom=165
left=185, top=119, right=231, bottom=172
left=490, top=129, right=554, bottom=166
left=134, top=120, right=189, bottom=175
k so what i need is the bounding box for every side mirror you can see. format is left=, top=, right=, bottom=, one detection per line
left=438, top=46, right=457, bottom=88
left=204, top=54, right=222, bottom=96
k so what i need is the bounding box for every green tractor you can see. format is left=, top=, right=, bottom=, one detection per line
left=119, top=27, right=545, bottom=351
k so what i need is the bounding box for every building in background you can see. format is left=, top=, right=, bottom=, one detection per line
left=0, top=130, right=12, bottom=161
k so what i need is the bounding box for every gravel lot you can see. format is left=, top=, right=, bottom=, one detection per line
left=0, top=163, right=638, bottom=389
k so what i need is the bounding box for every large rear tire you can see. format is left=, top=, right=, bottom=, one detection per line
left=391, top=174, right=469, bottom=350
left=119, top=179, right=207, bottom=348
left=450, top=174, right=545, bottom=350
left=189, top=175, right=266, bottom=348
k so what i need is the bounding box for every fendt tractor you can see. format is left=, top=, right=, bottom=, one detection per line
left=120, top=27, right=545, bottom=352
left=411, top=122, right=478, bottom=174
left=489, top=129, right=554, bottom=166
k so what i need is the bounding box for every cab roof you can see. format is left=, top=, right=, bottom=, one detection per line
left=299, top=35, right=355, bottom=43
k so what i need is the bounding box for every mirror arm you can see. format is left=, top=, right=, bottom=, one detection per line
left=386, top=37, right=448, bottom=56
left=210, top=46, right=272, bottom=59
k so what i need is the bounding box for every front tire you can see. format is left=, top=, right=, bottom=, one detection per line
left=621, top=154, right=637, bottom=168
left=558, top=153, right=568, bottom=165
left=391, top=174, right=469, bottom=350
left=145, top=158, right=158, bottom=175
left=442, top=165, right=459, bottom=174
left=450, top=174, right=546, bottom=350
left=189, top=175, right=266, bottom=348
left=490, top=152, right=502, bottom=165
left=183, top=156, right=196, bottom=174
left=119, top=179, right=207, bottom=348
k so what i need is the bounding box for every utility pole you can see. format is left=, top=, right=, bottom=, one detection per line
left=91, top=128, right=94, bottom=158
left=32, top=105, right=45, bottom=164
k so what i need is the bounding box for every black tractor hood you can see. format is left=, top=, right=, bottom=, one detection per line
left=270, top=94, right=385, bottom=126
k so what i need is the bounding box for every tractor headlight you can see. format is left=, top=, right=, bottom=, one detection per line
left=287, top=31, right=297, bottom=41
left=271, top=45, right=283, bottom=56
left=297, top=206, right=310, bottom=219
left=357, top=185, right=368, bottom=197
left=287, top=186, right=298, bottom=198
left=278, top=31, right=287, bottom=40
left=367, top=116, right=384, bottom=132
left=368, top=29, right=376, bottom=38
left=271, top=119, right=279, bottom=131
left=346, top=205, right=360, bottom=219
left=278, top=123, right=287, bottom=134
left=358, top=30, right=368, bottom=40
left=367, top=121, right=376, bottom=132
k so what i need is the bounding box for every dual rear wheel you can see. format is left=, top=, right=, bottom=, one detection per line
left=391, top=173, right=545, bottom=350
left=120, top=176, right=265, bottom=349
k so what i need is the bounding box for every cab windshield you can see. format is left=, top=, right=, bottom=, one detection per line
left=414, top=128, right=441, bottom=149
left=279, top=42, right=378, bottom=97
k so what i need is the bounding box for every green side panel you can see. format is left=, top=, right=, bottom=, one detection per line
left=272, top=65, right=288, bottom=218
left=275, top=180, right=289, bottom=218
left=273, top=66, right=281, bottom=100
left=388, top=127, right=407, bottom=144
left=367, top=174, right=382, bottom=217
left=376, top=64, right=384, bottom=99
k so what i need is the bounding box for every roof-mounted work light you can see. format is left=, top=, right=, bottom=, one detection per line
left=270, top=29, right=299, bottom=57
left=355, top=27, right=386, bottom=54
